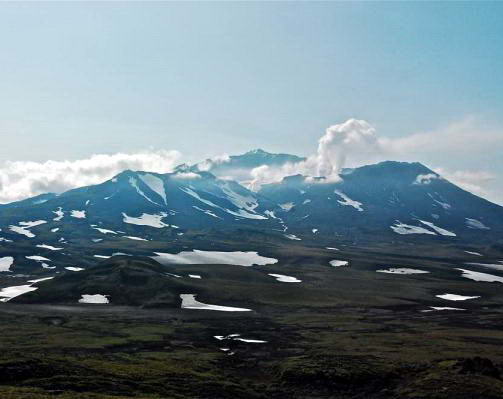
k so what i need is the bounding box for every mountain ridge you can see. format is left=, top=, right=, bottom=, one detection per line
left=0, top=153, right=501, bottom=258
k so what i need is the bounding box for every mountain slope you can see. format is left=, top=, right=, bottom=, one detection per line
left=259, top=161, right=503, bottom=242
left=0, top=157, right=502, bottom=272
left=0, top=169, right=282, bottom=237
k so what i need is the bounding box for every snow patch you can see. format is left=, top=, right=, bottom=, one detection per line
left=193, top=206, right=221, bottom=219
left=79, top=294, right=109, bottom=304
left=214, top=334, right=266, bottom=343
left=436, top=293, right=480, bottom=301
left=129, top=176, right=162, bottom=206
left=464, top=251, right=482, bottom=256
left=427, top=193, right=451, bottom=210
left=53, top=208, right=64, bottom=221
left=154, top=250, right=277, bottom=266
left=334, top=190, right=363, bottom=211
left=376, top=268, right=429, bottom=274
left=280, top=202, right=295, bottom=211
left=234, top=338, right=267, bottom=343
left=268, top=273, right=301, bottom=283
left=219, top=182, right=263, bottom=218
left=0, top=257, right=14, bottom=272
left=9, top=220, right=47, bottom=238
left=180, top=294, right=251, bottom=312
left=465, top=218, right=490, bottom=230
left=284, top=234, right=301, bottom=241
left=27, top=277, right=54, bottom=283
left=390, top=221, right=436, bottom=235
left=92, top=227, right=117, bottom=235
left=70, top=210, right=86, bottom=219
left=36, top=244, right=63, bottom=251
left=125, top=236, right=148, bottom=241
left=0, top=284, right=37, bottom=302
left=329, top=260, right=348, bottom=267
left=122, top=212, right=169, bottom=228
left=139, top=173, right=167, bottom=205
left=456, top=268, right=503, bottom=283
left=418, top=220, right=456, bottom=236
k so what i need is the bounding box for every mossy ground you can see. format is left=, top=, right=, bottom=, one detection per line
left=0, top=240, right=502, bottom=398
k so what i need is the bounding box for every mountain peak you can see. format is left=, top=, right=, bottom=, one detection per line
left=246, top=148, right=268, bottom=155
left=109, top=169, right=137, bottom=181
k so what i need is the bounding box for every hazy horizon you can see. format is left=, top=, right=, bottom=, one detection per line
left=1, top=2, right=502, bottom=204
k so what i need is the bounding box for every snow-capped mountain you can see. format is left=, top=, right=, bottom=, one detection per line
left=259, top=161, right=503, bottom=242
left=0, top=169, right=282, bottom=241
left=0, top=154, right=502, bottom=255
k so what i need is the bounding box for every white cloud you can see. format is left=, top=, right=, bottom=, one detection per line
left=413, top=173, right=441, bottom=185
left=249, top=119, right=380, bottom=189
left=196, top=153, right=231, bottom=172
left=379, top=116, right=503, bottom=157
left=0, top=150, right=181, bottom=204
left=172, top=172, right=201, bottom=180
left=433, top=167, right=501, bottom=204
left=316, top=118, right=381, bottom=177
left=246, top=117, right=502, bottom=206
left=1, top=116, right=501, bottom=206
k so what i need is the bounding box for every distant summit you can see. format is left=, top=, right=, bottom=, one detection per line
left=186, top=149, right=306, bottom=182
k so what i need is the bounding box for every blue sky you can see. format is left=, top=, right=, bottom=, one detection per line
left=0, top=2, right=502, bottom=203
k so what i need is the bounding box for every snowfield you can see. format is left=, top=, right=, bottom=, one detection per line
left=0, top=285, right=37, bottom=302
left=79, top=294, right=110, bottom=304
left=36, top=244, right=63, bottom=251
left=154, top=250, right=278, bottom=266
left=92, top=227, right=118, bottom=235
left=122, top=212, right=169, bottom=228
left=9, top=220, right=47, bottom=238
left=330, top=260, right=349, bottom=267
left=284, top=234, right=301, bottom=241
left=456, top=268, right=503, bottom=283
left=390, top=221, right=436, bottom=235
left=70, top=210, right=86, bottom=219
left=334, top=190, right=363, bottom=211
left=268, top=273, right=301, bottom=283
left=139, top=173, right=167, bottom=205
left=0, top=257, right=14, bottom=272
left=376, top=268, right=429, bottom=275
left=436, top=293, right=480, bottom=301
left=180, top=294, right=251, bottom=312
left=465, top=218, right=490, bottom=230
left=65, top=267, right=85, bottom=271
left=418, top=220, right=456, bottom=236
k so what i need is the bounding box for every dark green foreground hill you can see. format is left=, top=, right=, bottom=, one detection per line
left=12, top=256, right=205, bottom=307
left=2, top=251, right=503, bottom=398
